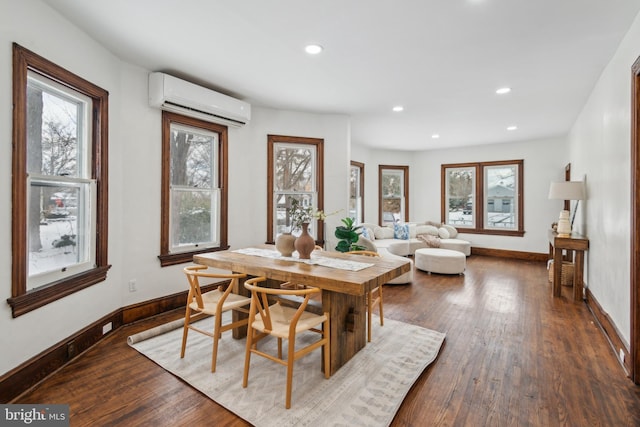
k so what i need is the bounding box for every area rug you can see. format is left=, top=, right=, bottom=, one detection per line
left=128, top=313, right=445, bottom=427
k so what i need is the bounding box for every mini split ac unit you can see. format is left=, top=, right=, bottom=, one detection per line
left=148, top=72, right=251, bottom=127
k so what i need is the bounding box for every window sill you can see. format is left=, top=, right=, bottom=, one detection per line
left=8, top=265, right=111, bottom=318
left=158, top=246, right=230, bottom=267
left=454, top=228, right=525, bottom=237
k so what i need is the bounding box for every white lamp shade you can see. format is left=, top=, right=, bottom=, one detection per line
left=548, top=181, right=586, bottom=200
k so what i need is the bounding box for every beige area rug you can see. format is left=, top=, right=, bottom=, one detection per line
left=128, top=313, right=445, bottom=427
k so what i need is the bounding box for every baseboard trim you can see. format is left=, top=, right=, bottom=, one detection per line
left=585, top=287, right=632, bottom=376
left=0, top=310, right=123, bottom=403
left=471, top=247, right=548, bottom=262
left=0, top=281, right=227, bottom=403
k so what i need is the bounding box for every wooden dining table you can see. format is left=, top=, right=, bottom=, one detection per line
left=193, top=245, right=411, bottom=375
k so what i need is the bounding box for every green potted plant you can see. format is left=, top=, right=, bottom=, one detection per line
left=334, top=217, right=366, bottom=252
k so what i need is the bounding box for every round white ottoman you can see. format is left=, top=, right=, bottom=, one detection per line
left=415, top=248, right=466, bottom=275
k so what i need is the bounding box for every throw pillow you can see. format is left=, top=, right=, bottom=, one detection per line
left=423, top=225, right=440, bottom=236
left=438, top=227, right=450, bottom=239
left=393, top=223, right=410, bottom=240
left=408, top=223, right=418, bottom=238
left=361, top=227, right=372, bottom=240
left=442, top=224, right=458, bottom=238
left=374, top=226, right=395, bottom=239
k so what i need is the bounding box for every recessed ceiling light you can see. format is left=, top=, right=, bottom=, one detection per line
left=431, top=134, right=440, bottom=139
left=392, top=106, right=404, bottom=112
left=507, top=125, right=518, bottom=131
left=496, top=87, right=511, bottom=95
left=305, top=44, right=323, bottom=55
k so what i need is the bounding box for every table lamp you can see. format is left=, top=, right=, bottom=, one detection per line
left=548, top=181, right=586, bottom=235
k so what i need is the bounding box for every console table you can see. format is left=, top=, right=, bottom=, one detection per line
left=548, top=230, right=589, bottom=301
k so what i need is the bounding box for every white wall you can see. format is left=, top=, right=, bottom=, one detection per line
left=0, top=0, right=351, bottom=375
left=353, top=136, right=567, bottom=253
left=0, top=0, right=126, bottom=375
left=568, top=11, right=640, bottom=344
left=235, top=107, right=351, bottom=253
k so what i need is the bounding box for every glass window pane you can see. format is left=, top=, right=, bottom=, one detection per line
left=27, top=72, right=90, bottom=179
left=381, top=169, right=404, bottom=224
left=170, top=188, right=216, bottom=248
left=275, top=193, right=315, bottom=237
left=28, top=180, right=92, bottom=287
left=446, top=167, right=475, bottom=226
left=274, top=144, right=314, bottom=192
left=349, top=165, right=362, bottom=223
left=485, top=165, right=517, bottom=229
left=170, top=124, right=216, bottom=189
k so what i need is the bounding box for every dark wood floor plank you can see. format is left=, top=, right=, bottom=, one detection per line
left=12, top=255, right=640, bottom=426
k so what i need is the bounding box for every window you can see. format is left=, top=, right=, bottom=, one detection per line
left=379, top=165, right=409, bottom=225
left=9, top=43, right=110, bottom=317
left=350, top=161, right=364, bottom=224
left=267, top=135, right=324, bottom=243
left=158, top=112, right=228, bottom=266
left=441, top=160, right=524, bottom=236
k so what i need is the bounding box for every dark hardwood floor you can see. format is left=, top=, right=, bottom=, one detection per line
left=13, top=256, right=640, bottom=426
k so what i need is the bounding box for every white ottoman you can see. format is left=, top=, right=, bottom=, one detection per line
left=415, top=248, right=466, bottom=275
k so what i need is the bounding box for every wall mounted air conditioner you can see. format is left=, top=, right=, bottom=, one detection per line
left=148, top=72, right=251, bottom=127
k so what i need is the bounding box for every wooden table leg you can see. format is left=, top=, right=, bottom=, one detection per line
left=574, top=250, right=585, bottom=301
left=553, top=246, right=563, bottom=297
left=322, top=290, right=366, bottom=376
left=232, top=275, right=249, bottom=339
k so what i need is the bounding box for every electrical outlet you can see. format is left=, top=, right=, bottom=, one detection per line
left=619, top=348, right=625, bottom=363
left=128, top=279, right=137, bottom=292
left=102, top=322, right=112, bottom=335
left=67, top=341, right=76, bottom=358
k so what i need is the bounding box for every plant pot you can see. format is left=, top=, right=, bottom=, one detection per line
left=295, top=223, right=315, bottom=259
left=275, top=233, right=296, bottom=257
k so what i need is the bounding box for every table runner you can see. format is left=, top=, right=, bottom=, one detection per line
left=232, top=247, right=374, bottom=272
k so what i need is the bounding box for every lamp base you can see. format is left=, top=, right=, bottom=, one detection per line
left=557, top=210, right=571, bottom=235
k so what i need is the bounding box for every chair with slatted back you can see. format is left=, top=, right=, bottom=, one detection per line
left=181, top=265, right=251, bottom=372
left=242, top=276, right=330, bottom=409
left=347, top=250, right=383, bottom=342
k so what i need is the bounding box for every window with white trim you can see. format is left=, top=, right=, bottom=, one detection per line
left=441, top=160, right=524, bottom=236
left=10, top=43, right=110, bottom=317
left=267, top=135, right=324, bottom=243
left=159, top=112, right=228, bottom=266
left=350, top=161, right=364, bottom=224
left=379, top=165, right=409, bottom=225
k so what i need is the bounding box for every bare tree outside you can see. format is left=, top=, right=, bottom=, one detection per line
left=169, top=126, right=216, bottom=247
left=381, top=169, right=404, bottom=224
left=26, top=76, right=90, bottom=282
left=274, top=145, right=314, bottom=234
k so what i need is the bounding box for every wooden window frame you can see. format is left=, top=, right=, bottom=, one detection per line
left=9, top=43, right=110, bottom=318
left=351, top=161, right=365, bottom=224
left=266, top=135, right=324, bottom=245
left=158, top=111, right=229, bottom=267
left=441, top=159, right=524, bottom=236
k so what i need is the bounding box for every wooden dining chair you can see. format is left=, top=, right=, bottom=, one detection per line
left=242, top=276, right=330, bottom=409
left=181, top=265, right=251, bottom=372
left=347, top=250, right=383, bottom=342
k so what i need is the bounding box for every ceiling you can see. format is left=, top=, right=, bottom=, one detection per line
left=42, top=0, right=640, bottom=151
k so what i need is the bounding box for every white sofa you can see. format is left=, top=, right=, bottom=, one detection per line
left=354, top=236, right=414, bottom=284
left=359, top=222, right=471, bottom=257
